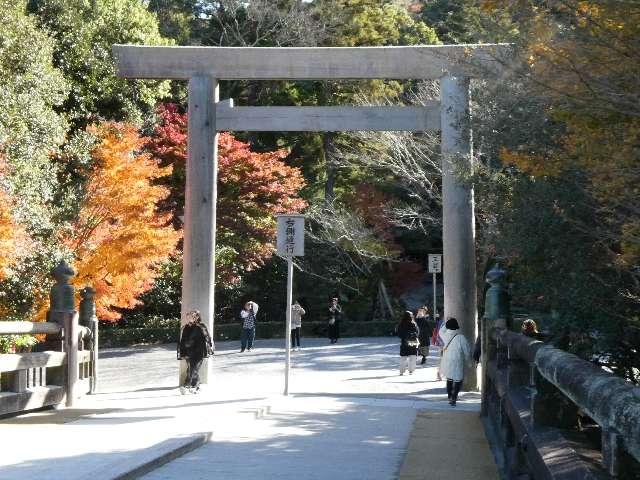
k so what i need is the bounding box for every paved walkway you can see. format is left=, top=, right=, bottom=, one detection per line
left=0, top=337, right=498, bottom=480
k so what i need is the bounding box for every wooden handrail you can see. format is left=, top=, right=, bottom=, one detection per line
left=492, top=326, right=640, bottom=466
left=0, top=321, right=62, bottom=335
left=0, top=351, right=66, bottom=371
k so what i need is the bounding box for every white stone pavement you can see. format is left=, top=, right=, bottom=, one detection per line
left=0, top=337, right=482, bottom=480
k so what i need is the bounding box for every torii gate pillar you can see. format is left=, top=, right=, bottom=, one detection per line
left=180, top=76, right=218, bottom=384
left=441, top=76, right=478, bottom=390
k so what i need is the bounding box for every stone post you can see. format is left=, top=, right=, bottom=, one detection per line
left=481, top=264, right=509, bottom=414
left=46, top=261, right=80, bottom=406
left=80, top=286, right=98, bottom=394
left=440, top=75, right=478, bottom=390
left=180, top=75, right=218, bottom=385
left=47, top=261, right=76, bottom=325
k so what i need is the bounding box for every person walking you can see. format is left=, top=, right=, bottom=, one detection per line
left=240, top=301, right=258, bottom=352
left=431, top=313, right=444, bottom=380
left=177, top=310, right=214, bottom=394
left=328, top=297, right=342, bottom=344
left=415, top=306, right=433, bottom=365
left=439, top=317, right=471, bottom=407
left=291, top=300, right=305, bottom=351
left=397, top=311, right=420, bottom=376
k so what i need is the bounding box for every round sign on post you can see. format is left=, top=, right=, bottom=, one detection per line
left=275, top=215, right=305, bottom=396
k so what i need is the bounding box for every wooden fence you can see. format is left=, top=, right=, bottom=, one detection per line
left=0, top=312, right=96, bottom=416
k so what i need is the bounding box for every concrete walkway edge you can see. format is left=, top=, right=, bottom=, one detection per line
left=112, top=432, right=212, bottom=480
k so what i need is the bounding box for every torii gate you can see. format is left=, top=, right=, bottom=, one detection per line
left=113, top=44, right=508, bottom=389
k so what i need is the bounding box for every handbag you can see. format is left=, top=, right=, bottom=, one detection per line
left=406, top=332, right=420, bottom=348
left=442, top=334, right=459, bottom=353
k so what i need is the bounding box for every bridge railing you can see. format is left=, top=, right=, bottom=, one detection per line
left=480, top=265, right=640, bottom=479
left=0, top=262, right=98, bottom=416
left=0, top=313, right=95, bottom=416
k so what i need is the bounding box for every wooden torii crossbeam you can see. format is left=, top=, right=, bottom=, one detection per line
left=113, top=44, right=509, bottom=387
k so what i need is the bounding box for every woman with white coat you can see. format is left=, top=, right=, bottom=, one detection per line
left=439, top=317, right=471, bottom=406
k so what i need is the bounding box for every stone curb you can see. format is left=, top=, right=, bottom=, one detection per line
left=111, top=432, right=212, bottom=480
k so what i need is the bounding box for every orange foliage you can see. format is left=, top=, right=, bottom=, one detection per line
left=65, top=122, right=180, bottom=321
left=0, top=189, right=17, bottom=280
left=499, top=147, right=565, bottom=178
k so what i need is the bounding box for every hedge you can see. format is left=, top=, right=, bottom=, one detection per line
left=99, top=320, right=398, bottom=348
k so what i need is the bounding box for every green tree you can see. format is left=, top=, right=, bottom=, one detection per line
left=28, top=0, right=173, bottom=128
left=0, top=0, right=68, bottom=235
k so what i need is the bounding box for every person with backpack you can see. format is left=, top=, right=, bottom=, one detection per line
left=177, top=310, right=214, bottom=394
left=397, top=311, right=420, bottom=376
left=439, top=317, right=471, bottom=407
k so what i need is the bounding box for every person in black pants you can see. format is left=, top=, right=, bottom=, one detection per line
left=328, top=297, right=342, bottom=344
left=414, top=306, right=433, bottom=365
left=177, top=310, right=214, bottom=394
left=290, top=301, right=305, bottom=351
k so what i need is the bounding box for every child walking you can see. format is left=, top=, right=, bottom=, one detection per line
left=397, top=311, right=420, bottom=375
left=177, top=310, right=214, bottom=394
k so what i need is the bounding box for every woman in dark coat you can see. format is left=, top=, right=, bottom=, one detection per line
left=177, top=310, right=214, bottom=394
left=414, top=306, right=433, bottom=365
left=397, top=311, right=420, bottom=375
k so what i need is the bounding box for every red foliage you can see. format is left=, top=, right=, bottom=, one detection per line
left=351, top=184, right=401, bottom=252
left=147, top=104, right=307, bottom=284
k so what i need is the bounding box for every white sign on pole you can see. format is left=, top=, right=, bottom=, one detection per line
left=276, top=215, right=305, bottom=257
left=428, top=254, right=442, bottom=273
left=275, top=214, right=304, bottom=396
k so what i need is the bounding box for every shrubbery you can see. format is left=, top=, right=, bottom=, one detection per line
left=99, top=320, right=398, bottom=348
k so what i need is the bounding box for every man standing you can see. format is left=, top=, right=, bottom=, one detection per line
left=328, top=297, right=342, bottom=344
left=240, top=301, right=258, bottom=352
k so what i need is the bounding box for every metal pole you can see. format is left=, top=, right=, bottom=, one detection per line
left=432, top=272, right=437, bottom=320
left=284, top=257, right=293, bottom=395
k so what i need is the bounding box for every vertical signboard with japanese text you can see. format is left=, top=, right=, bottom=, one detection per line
left=275, top=214, right=304, bottom=396
left=276, top=215, right=305, bottom=257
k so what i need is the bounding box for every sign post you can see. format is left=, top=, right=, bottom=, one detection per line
left=276, top=214, right=305, bottom=395
left=428, top=254, right=442, bottom=321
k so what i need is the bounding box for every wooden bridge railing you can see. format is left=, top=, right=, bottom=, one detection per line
left=0, top=314, right=95, bottom=416
left=480, top=265, right=640, bottom=479
left=0, top=262, right=98, bottom=416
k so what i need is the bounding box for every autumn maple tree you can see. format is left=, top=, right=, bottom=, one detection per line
left=147, top=103, right=307, bottom=285
left=0, top=190, right=17, bottom=280
left=64, top=122, right=180, bottom=320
